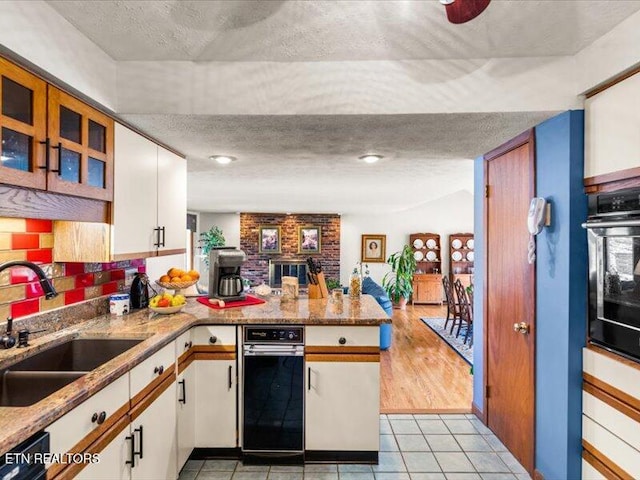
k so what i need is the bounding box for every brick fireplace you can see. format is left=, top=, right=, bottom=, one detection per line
left=240, top=213, right=340, bottom=287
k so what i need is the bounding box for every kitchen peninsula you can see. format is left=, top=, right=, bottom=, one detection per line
left=0, top=295, right=389, bottom=479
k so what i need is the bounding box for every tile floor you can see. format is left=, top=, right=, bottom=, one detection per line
left=178, top=414, right=532, bottom=480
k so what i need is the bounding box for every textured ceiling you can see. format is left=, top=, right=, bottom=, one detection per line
left=121, top=112, right=556, bottom=213
left=48, top=1, right=640, bottom=62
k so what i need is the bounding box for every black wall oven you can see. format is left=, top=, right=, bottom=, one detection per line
left=242, top=326, right=304, bottom=460
left=585, top=188, right=640, bottom=362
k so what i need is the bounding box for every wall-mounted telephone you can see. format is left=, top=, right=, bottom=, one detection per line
left=528, top=197, right=547, bottom=235
left=527, top=197, right=547, bottom=264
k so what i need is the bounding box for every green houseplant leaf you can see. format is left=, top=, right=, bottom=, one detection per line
left=382, top=244, right=417, bottom=304
left=199, top=226, right=226, bottom=265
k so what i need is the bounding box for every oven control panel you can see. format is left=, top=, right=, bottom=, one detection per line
left=244, top=326, right=304, bottom=344
left=590, top=188, right=640, bottom=216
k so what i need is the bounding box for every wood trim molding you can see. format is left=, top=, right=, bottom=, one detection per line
left=305, top=353, right=380, bottom=363
left=471, top=402, right=486, bottom=423
left=178, top=353, right=194, bottom=374
left=305, top=346, right=380, bottom=355
left=585, top=66, right=640, bottom=99
left=130, top=362, right=175, bottom=409
left=193, top=352, right=236, bottom=361
left=112, top=251, right=157, bottom=262
left=584, top=166, right=640, bottom=194
left=192, top=345, right=236, bottom=354
left=130, top=373, right=176, bottom=422
left=583, top=440, right=634, bottom=480
left=0, top=185, right=109, bottom=222
left=583, top=373, right=640, bottom=413
left=157, top=248, right=187, bottom=257
left=587, top=344, right=640, bottom=372
left=483, top=129, right=535, bottom=162
left=583, top=448, right=624, bottom=480
left=533, top=469, right=545, bottom=480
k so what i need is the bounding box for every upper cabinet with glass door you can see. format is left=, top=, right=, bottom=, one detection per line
left=47, top=86, right=114, bottom=201
left=0, top=57, right=47, bottom=190
left=0, top=57, right=114, bottom=201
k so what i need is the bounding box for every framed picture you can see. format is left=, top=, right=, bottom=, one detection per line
left=259, top=226, right=281, bottom=254
left=361, top=234, right=386, bottom=263
left=298, top=226, right=321, bottom=254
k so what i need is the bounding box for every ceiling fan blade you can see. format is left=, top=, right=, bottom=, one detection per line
left=445, top=0, right=491, bottom=24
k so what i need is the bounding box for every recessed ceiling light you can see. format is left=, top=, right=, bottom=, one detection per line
left=210, top=155, right=236, bottom=165
left=359, top=154, right=383, bottom=164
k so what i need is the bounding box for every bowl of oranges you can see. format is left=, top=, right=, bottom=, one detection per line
left=156, top=267, right=200, bottom=293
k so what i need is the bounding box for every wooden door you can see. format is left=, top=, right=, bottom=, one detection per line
left=484, top=130, right=535, bottom=474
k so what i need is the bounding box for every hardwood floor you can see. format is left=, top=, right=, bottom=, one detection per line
left=380, top=303, right=473, bottom=414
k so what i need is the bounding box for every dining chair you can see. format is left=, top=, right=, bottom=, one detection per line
left=442, top=276, right=459, bottom=332
left=453, top=279, right=473, bottom=345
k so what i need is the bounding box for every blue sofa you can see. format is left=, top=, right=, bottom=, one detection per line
left=361, top=277, right=393, bottom=350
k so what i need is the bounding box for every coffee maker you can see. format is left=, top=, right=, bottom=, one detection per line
left=209, top=247, right=247, bottom=302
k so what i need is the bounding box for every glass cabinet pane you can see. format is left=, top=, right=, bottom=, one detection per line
left=59, top=106, right=81, bottom=144
left=1, top=127, right=31, bottom=172
left=59, top=147, right=80, bottom=183
left=88, top=120, right=106, bottom=153
left=2, top=77, right=33, bottom=125
left=87, top=157, right=105, bottom=188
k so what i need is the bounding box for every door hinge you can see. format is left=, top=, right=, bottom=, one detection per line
left=485, top=185, right=490, bottom=198
left=485, top=385, right=490, bottom=398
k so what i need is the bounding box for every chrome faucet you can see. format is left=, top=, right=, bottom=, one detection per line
left=0, top=261, right=58, bottom=299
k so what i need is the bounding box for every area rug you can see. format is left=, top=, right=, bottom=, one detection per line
left=420, top=317, right=473, bottom=366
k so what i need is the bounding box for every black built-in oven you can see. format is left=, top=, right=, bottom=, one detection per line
left=584, top=188, right=640, bottom=361
left=242, top=326, right=304, bottom=461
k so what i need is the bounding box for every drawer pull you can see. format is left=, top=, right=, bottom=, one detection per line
left=339, top=337, right=347, bottom=345
left=94, top=411, right=106, bottom=424
left=209, top=335, right=217, bottom=344
left=228, top=365, right=232, bottom=389
left=178, top=379, right=186, bottom=404
left=154, top=365, right=164, bottom=375
left=184, top=341, right=192, bottom=349
left=308, top=367, right=312, bottom=391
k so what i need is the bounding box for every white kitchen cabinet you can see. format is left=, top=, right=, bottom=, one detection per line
left=47, top=373, right=129, bottom=460
left=130, top=342, right=175, bottom=400
left=177, top=364, right=195, bottom=470
left=585, top=71, right=640, bottom=179
left=130, top=382, right=178, bottom=480
left=194, top=359, right=237, bottom=448
left=113, top=122, right=186, bottom=258
left=306, top=360, right=379, bottom=452
left=76, top=420, right=131, bottom=480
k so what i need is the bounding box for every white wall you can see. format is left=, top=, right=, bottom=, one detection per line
left=0, top=1, right=117, bottom=109
left=195, top=212, right=241, bottom=287
left=340, top=189, right=474, bottom=286
left=146, top=253, right=186, bottom=293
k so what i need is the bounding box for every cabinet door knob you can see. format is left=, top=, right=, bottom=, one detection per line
left=338, top=337, right=347, bottom=345
left=154, top=365, right=164, bottom=375
left=97, top=411, right=107, bottom=424
left=184, top=341, right=192, bottom=349
left=91, top=412, right=98, bottom=423
left=209, top=335, right=217, bottom=344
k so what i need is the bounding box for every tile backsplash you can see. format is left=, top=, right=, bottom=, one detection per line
left=0, top=218, right=145, bottom=320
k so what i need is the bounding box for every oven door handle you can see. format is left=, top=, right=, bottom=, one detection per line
left=582, top=219, right=640, bottom=229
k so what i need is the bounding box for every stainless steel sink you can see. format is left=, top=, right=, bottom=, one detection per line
left=0, top=338, right=143, bottom=407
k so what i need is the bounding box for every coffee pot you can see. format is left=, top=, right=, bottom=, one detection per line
left=218, top=274, right=243, bottom=297
left=130, top=273, right=149, bottom=309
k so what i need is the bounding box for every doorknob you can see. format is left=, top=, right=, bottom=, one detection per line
left=513, top=322, right=530, bottom=334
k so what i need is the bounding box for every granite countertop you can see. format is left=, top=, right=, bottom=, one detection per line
left=0, top=294, right=389, bottom=455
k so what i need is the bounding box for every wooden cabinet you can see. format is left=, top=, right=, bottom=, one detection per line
left=0, top=57, right=114, bottom=200
left=412, top=273, right=442, bottom=304
left=448, top=233, right=474, bottom=288
left=112, top=123, right=186, bottom=258
left=305, top=326, right=379, bottom=455
left=192, top=325, right=237, bottom=448
left=410, top=233, right=442, bottom=275
left=585, top=71, right=640, bottom=182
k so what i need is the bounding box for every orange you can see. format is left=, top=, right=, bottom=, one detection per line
left=170, top=276, right=182, bottom=283
left=159, top=274, right=171, bottom=283
left=181, top=274, right=192, bottom=282
left=188, top=270, right=200, bottom=280
left=167, top=267, right=184, bottom=278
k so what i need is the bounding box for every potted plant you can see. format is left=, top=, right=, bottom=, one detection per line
left=382, top=244, right=417, bottom=310
left=199, top=226, right=226, bottom=266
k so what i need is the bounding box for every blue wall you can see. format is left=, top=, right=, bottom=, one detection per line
left=472, top=111, right=587, bottom=478
left=534, top=110, right=587, bottom=480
